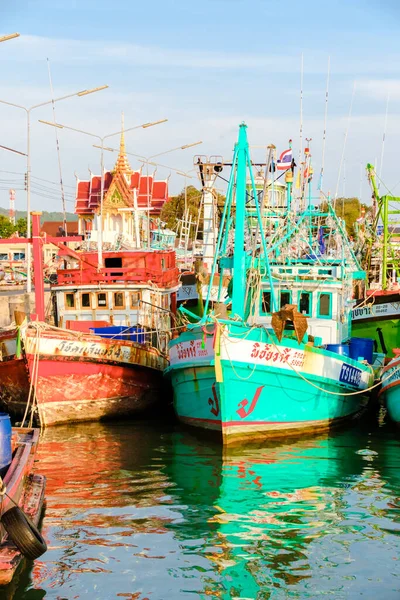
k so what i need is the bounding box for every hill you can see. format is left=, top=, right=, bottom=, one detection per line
left=0, top=207, right=78, bottom=223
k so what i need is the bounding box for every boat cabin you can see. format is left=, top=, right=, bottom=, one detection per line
left=52, top=249, right=180, bottom=332
left=254, top=263, right=357, bottom=345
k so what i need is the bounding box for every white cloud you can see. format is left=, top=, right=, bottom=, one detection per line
left=356, top=79, right=400, bottom=101
left=1, top=35, right=400, bottom=76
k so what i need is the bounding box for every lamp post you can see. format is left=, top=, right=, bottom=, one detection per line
left=0, top=84, right=108, bottom=292
left=0, top=33, right=20, bottom=43
left=39, top=118, right=168, bottom=265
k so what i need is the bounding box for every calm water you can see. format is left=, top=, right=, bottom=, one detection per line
left=3, top=413, right=400, bottom=600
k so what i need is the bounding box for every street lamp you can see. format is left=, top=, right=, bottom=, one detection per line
left=0, top=33, right=20, bottom=43
left=0, top=144, right=27, bottom=156
left=0, top=84, right=108, bottom=293
left=94, top=142, right=202, bottom=247
left=39, top=117, right=168, bottom=265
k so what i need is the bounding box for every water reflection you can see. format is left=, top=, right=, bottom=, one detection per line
left=3, top=419, right=400, bottom=599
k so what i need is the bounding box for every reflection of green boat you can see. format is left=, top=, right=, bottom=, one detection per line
left=166, top=429, right=365, bottom=598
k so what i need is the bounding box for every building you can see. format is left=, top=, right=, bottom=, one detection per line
left=75, top=130, right=169, bottom=248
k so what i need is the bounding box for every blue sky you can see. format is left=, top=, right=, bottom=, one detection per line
left=0, top=0, right=399, bottom=213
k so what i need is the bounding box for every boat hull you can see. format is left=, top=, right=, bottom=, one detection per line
left=352, top=298, right=400, bottom=358
left=28, top=356, right=163, bottom=426
left=0, top=330, right=30, bottom=414
left=166, top=326, right=372, bottom=445
left=6, top=328, right=167, bottom=427
left=0, top=428, right=46, bottom=585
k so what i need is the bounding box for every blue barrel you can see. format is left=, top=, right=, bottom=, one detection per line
left=0, top=414, right=12, bottom=478
left=349, top=337, right=374, bottom=364
left=326, top=343, right=350, bottom=357
left=90, top=326, right=145, bottom=344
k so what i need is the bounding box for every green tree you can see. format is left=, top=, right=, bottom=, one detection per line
left=321, top=197, right=363, bottom=238
left=0, top=215, right=16, bottom=238
left=15, top=217, right=27, bottom=237
left=160, top=185, right=225, bottom=238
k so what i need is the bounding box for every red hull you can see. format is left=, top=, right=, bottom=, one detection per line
left=0, top=358, right=30, bottom=419
left=25, top=356, right=164, bottom=426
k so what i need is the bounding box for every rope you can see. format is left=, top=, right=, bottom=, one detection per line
left=209, top=317, right=391, bottom=396
left=21, top=324, right=41, bottom=428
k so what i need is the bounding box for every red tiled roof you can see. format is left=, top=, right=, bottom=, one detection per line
left=41, top=221, right=79, bottom=237
left=75, top=170, right=168, bottom=216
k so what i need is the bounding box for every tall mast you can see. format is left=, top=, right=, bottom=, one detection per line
left=231, top=123, right=248, bottom=319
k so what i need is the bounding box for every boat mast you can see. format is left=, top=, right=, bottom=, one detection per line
left=231, top=123, right=248, bottom=319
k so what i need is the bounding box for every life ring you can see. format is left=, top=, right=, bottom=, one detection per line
left=1, top=506, right=47, bottom=560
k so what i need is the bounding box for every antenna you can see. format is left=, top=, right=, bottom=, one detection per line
left=378, top=90, right=390, bottom=190
left=319, top=56, right=330, bottom=192
left=47, top=58, right=68, bottom=234
left=334, top=81, right=356, bottom=209
left=9, top=189, right=15, bottom=225
left=299, top=53, right=304, bottom=171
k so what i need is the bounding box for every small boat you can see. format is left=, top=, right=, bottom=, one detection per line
left=0, top=425, right=46, bottom=586
left=0, top=327, right=29, bottom=414
left=165, top=123, right=374, bottom=445
left=379, top=350, right=400, bottom=425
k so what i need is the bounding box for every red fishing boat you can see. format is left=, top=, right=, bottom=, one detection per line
left=0, top=427, right=46, bottom=585
left=0, top=132, right=180, bottom=427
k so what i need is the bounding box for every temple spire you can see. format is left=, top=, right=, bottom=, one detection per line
left=114, top=111, right=133, bottom=174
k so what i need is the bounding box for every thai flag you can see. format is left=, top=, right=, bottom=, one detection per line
left=276, top=148, right=293, bottom=170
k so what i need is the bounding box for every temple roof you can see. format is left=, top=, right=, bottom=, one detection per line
left=75, top=122, right=169, bottom=217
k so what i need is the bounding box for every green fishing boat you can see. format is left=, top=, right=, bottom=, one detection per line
left=165, top=123, right=374, bottom=446
left=352, top=164, right=400, bottom=358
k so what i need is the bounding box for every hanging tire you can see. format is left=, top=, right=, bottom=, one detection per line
left=1, top=506, right=47, bottom=560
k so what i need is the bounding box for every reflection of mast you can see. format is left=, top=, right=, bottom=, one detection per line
left=9, top=188, right=15, bottom=224
left=194, top=155, right=223, bottom=271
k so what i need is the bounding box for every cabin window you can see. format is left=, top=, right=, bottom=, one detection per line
left=0, top=253, right=8, bottom=261
left=65, top=293, right=75, bottom=309
left=261, top=291, right=271, bottom=314
left=113, top=292, right=125, bottom=308
left=81, top=293, right=91, bottom=308
left=280, top=290, right=292, bottom=308
left=298, top=291, right=312, bottom=316
left=13, top=252, right=25, bottom=261
left=105, top=257, right=123, bottom=277
left=317, top=293, right=332, bottom=318
left=97, top=292, right=108, bottom=308
left=130, top=291, right=141, bottom=308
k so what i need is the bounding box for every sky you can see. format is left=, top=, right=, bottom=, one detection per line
left=0, top=0, right=399, bottom=214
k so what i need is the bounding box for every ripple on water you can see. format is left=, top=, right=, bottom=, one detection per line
left=3, top=420, right=400, bottom=600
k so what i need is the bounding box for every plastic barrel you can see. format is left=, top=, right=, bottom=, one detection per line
left=0, top=414, right=12, bottom=478
left=326, top=344, right=350, bottom=357
left=90, top=326, right=145, bottom=344
left=349, top=337, right=374, bottom=364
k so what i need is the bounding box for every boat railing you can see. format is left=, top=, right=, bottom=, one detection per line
left=56, top=266, right=179, bottom=287
left=136, top=299, right=178, bottom=354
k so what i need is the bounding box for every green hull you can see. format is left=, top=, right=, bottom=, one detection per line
left=352, top=317, right=400, bottom=358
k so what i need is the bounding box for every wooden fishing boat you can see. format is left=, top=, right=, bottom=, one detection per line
left=0, top=328, right=29, bottom=414
left=165, top=123, right=374, bottom=445
left=20, top=323, right=168, bottom=426
left=0, top=427, right=46, bottom=585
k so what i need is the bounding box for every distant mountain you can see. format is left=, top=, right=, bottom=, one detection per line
left=0, top=207, right=78, bottom=222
